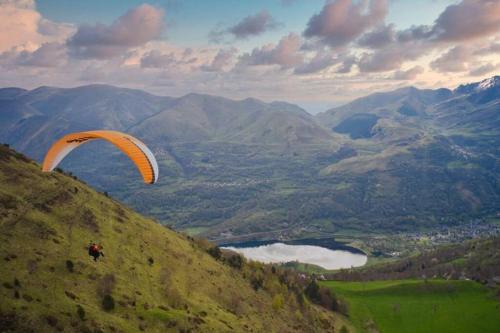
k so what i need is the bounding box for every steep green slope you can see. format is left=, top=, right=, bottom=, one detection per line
left=0, top=145, right=337, bottom=333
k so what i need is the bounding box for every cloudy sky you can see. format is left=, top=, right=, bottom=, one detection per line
left=0, top=0, right=498, bottom=113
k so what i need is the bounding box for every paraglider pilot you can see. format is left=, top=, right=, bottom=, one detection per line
left=88, top=243, right=104, bottom=261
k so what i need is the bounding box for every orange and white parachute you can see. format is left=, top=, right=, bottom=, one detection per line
left=42, top=130, right=159, bottom=184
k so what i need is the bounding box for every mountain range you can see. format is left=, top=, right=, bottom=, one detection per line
left=0, top=76, right=498, bottom=241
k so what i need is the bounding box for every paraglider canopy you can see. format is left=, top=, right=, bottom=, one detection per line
left=42, top=130, right=159, bottom=184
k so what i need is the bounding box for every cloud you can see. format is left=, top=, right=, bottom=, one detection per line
left=303, top=0, right=388, bottom=47
left=0, top=0, right=73, bottom=52
left=430, top=46, right=472, bottom=73
left=392, top=66, right=424, bottom=80
left=229, top=10, right=280, bottom=39
left=474, top=42, right=500, bottom=55
left=0, top=1, right=71, bottom=68
left=138, top=44, right=219, bottom=74
left=239, top=33, right=303, bottom=69
left=201, top=48, right=237, bottom=72
left=67, top=4, right=164, bottom=59
left=140, top=50, right=177, bottom=68
left=0, top=1, right=40, bottom=51
left=336, top=55, right=357, bottom=73
left=210, top=10, right=280, bottom=42
left=468, top=62, right=499, bottom=76
left=38, top=18, right=74, bottom=37
left=294, top=52, right=338, bottom=75
left=15, top=42, right=67, bottom=67
left=358, top=43, right=426, bottom=72
left=396, top=25, right=433, bottom=43
left=358, top=24, right=395, bottom=49
left=431, top=0, right=500, bottom=42
left=350, top=0, right=500, bottom=74
left=389, top=0, right=500, bottom=45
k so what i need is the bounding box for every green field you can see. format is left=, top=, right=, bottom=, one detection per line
left=321, top=280, right=500, bottom=333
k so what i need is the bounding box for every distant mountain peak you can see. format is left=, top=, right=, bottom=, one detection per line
left=455, top=75, right=500, bottom=95
left=0, top=87, right=28, bottom=99
left=242, top=97, right=264, bottom=104
left=477, top=76, right=500, bottom=90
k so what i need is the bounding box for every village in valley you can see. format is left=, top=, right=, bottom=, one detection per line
left=357, top=219, right=500, bottom=259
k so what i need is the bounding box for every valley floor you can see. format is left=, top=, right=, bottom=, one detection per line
left=321, top=279, right=500, bottom=333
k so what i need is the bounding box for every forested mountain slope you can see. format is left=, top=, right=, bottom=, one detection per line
left=0, top=76, right=498, bottom=240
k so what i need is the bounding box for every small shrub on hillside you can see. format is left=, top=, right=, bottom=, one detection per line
left=192, top=237, right=212, bottom=251
left=66, top=260, right=74, bottom=273
left=27, top=260, right=37, bottom=274
left=207, top=246, right=222, bottom=260
left=3, top=282, right=13, bottom=289
left=304, top=280, right=347, bottom=314
left=165, top=286, right=184, bottom=309
left=294, top=310, right=303, bottom=321
left=226, top=254, right=243, bottom=269
left=148, top=257, right=154, bottom=266
left=76, top=304, right=85, bottom=321
left=81, top=209, right=99, bottom=232
left=97, top=274, right=115, bottom=296
left=318, top=287, right=336, bottom=309
left=335, top=297, right=349, bottom=317
left=0, top=193, right=18, bottom=210
left=294, top=290, right=305, bottom=308
left=272, top=294, right=285, bottom=311
left=102, top=294, right=115, bottom=311
left=250, top=276, right=263, bottom=291
left=340, top=325, right=349, bottom=333
left=45, top=315, right=58, bottom=327
left=304, top=280, right=320, bottom=302
left=227, top=294, right=243, bottom=315
left=273, top=272, right=289, bottom=285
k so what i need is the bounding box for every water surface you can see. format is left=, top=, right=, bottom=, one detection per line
left=223, top=242, right=367, bottom=270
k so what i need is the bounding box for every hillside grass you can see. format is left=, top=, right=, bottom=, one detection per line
left=0, top=145, right=337, bottom=332
left=321, top=279, right=500, bottom=333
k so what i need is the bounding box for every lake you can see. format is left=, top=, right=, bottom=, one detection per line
left=222, top=242, right=367, bottom=270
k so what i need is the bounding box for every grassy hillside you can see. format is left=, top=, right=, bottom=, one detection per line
left=321, top=280, right=500, bottom=333
left=0, top=145, right=339, bottom=333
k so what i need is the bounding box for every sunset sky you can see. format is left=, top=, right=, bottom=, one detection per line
left=0, top=0, right=498, bottom=113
